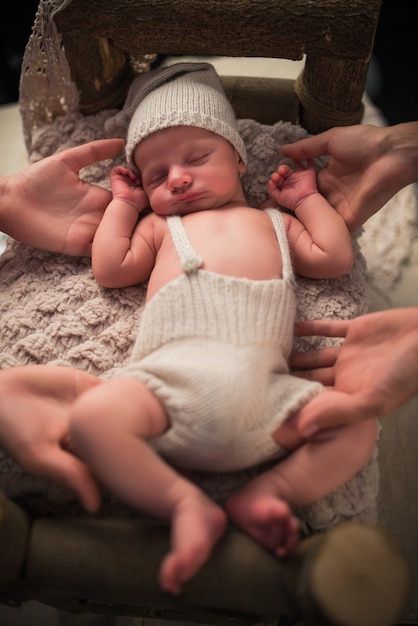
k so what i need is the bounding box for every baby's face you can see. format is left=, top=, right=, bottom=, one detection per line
left=133, top=126, right=246, bottom=216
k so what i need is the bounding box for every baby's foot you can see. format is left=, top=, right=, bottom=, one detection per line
left=226, top=491, right=299, bottom=557
left=159, top=493, right=227, bottom=594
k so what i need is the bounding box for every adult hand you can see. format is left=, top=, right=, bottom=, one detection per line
left=281, top=123, right=418, bottom=232
left=0, top=138, right=124, bottom=255
left=0, top=365, right=102, bottom=512
left=290, top=308, right=418, bottom=436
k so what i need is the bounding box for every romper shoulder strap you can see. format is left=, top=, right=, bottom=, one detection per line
left=166, top=215, right=203, bottom=273
left=264, top=208, right=296, bottom=284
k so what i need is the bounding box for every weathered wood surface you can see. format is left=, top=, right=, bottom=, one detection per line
left=54, top=0, right=382, bottom=60
left=0, top=494, right=409, bottom=626
left=53, top=0, right=382, bottom=132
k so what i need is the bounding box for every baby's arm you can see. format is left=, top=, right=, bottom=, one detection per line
left=268, top=162, right=354, bottom=279
left=92, top=166, right=156, bottom=287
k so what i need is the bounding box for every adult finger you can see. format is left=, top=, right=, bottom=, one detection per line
left=290, top=346, right=339, bottom=371
left=294, top=319, right=349, bottom=339
left=281, top=131, right=333, bottom=161
left=296, top=392, right=377, bottom=437
left=22, top=444, right=101, bottom=513
left=292, top=367, right=335, bottom=387
left=73, top=369, right=103, bottom=396
left=14, top=366, right=101, bottom=404
left=60, top=138, right=125, bottom=173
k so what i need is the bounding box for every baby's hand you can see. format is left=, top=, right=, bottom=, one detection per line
left=110, top=166, right=149, bottom=212
left=267, top=161, right=319, bottom=212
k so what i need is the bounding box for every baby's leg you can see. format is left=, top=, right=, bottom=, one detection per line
left=160, top=487, right=227, bottom=594
left=69, top=377, right=226, bottom=594
left=226, top=407, right=378, bottom=557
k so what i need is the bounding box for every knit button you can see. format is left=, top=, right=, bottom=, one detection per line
left=181, top=255, right=202, bottom=273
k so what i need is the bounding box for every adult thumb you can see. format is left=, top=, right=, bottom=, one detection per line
left=29, top=445, right=101, bottom=513
left=297, top=391, right=369, bottom=437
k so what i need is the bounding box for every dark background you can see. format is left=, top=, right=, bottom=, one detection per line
left=0, top=0, right=416, bottom=125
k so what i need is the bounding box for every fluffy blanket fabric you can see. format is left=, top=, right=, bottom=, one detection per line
left=0, top=109, right=380, bottom=530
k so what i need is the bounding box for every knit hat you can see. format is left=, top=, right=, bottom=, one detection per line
left=124, top=62, right=247, bottom=166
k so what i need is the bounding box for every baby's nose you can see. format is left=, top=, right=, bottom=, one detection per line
left=168, top=167, right=192, bottom=191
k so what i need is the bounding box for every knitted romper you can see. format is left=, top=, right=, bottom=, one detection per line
left=120, top=208, right=323, bottom=472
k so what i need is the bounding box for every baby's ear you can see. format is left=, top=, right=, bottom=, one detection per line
left=236, top=152, right=247, bottom=175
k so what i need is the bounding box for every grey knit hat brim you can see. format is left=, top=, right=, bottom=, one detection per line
left=124, top=62, right=247, bottom=166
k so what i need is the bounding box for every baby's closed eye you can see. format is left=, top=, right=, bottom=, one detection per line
left=186, top=152, right=210, bottom=165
